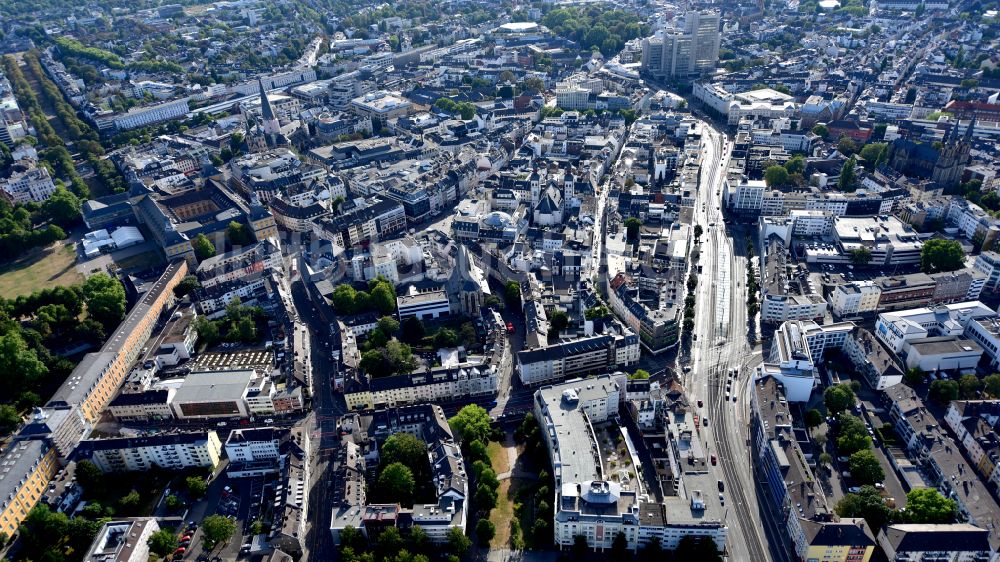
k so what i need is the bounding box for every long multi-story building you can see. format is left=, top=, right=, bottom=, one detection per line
left=517, top=333, right=639, bottom=386
left=640, top=11, right=720, bottom=79
left=73, top=431, right=223, bottom=473
left=877, top=523, right=993, bottom=562
left=535, top=376, right=728, bottom=552
left=0, top=440, right=59, bottom=537
left=46, top=261, right=188, bottom=423
left=313, top=198, right=407, bottom=249
left=751, top=376, right=877, bottom=561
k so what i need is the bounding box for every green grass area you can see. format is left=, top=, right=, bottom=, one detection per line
left=0, top=240, right=82, bottom=299
left=486, top=441, right=510, bottom=475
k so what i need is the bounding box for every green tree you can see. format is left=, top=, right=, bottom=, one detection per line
left=82, top=272, right=126, bottom=330
left=449, top=404, right=492, bottom=444
left=409, top=525, right=430, bottom=553
left=401, top=316, right=425, bottom=343
left=585, top=305, right=610, bottom=320
left=929, top=379, right=959, bottom=404
left=812, top=123, right=829, bottom=139
left=202, top=514, right=237, bottom=548
left=984, top=373, right=1000, bottom=398
left=835, top=485, right=893, bottom=530
left=468, top=440, right=489, bottom=464
left=764, top=165, right=789, bottom=187
left=476, top=483, right=498, bottom=511
left=785, top=155, right=806, bottom=175
left=532, top=518, right=551, bottom=546
left=959, top=374, right=982, bottom=399
left=173, top=275, right=201, bottom=298
left=75, top=459, right=104, bottom=492
left=849, top=247, right=872, bottom=265
left=0, top=330, right=47, bottom=392
left=186, top=476, right=207, bottom=499
left=849, top=450, right=885, bottom=485
left=446, top=527, right=472, bottom=556
left=905, top=488, right=957, bottom=523
left=226, top=221, right=253, bottom=246
left=370, top=281, right=397, bottom=315
left=805, top=409, right=823, bottom=428
left=118, top=490, right=142, bottom=512
left=549, top=309, right=569, bottom=332
left=904, top=367, right=926, bottom=387
left=0, top=405, right=21, bottom=434
left=505, top=281, right=521, bottom=308
left=693, top=224, right=704, bottom=239
left=921, top=239, right=965, bottom=273
left=824, top=384, right=855, bottom=414
left=837, top=413, right=872, bottom=455
left=192, top=233, right=216, bottom=260
left=381, top=433, right=429, bottom=478
left=476, top=519, right=495, bottom=546
left=838, top=156, right=858, bottom=191
left=18, top=505, right=69, bottom=561
left=624, top=217, right=642, bottom=241
left=838, top=137, right=858, bottom=155
left=460, top=322, right=478, bottom=347
left=630, top=369, right=651, bottom=380
left=165, top=494, right=185, bottom=511
left=377, top=316, right=400, bottom=336
left=148, top=529, right=179, bottom=557
left=434, top=328, right=459, bottom=348
left=377, top=462, right=416, bottom=505
left=41, top=188, right=81, bottom=226
left=331, top=284, right=358, bottom=313
left=859, top=143, right=888, bottom=169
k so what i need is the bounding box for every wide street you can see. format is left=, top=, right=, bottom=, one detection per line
left=684, top=117, right=790, bottom=562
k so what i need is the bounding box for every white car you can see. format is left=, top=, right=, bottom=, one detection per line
left=848, top=486, right=862, bottom=494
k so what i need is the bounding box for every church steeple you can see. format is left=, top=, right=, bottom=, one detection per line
left=259, top=79, right=280, bottom=136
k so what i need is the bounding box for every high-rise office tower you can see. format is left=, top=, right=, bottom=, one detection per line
left=641, top=11, right=721, bottom=79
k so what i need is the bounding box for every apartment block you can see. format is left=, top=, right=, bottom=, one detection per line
left=74, top=432, right=223, bottom=473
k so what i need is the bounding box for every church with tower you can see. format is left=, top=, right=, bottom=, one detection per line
left=887, top=119, right=973, bottom=189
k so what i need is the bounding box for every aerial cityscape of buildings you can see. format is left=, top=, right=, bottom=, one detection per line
left=0, top=0, right=997, bottom=561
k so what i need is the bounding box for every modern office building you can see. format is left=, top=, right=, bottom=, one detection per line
left=641, top=11, right=721, bottom=79
left=759, top=320, right=853, bottom=402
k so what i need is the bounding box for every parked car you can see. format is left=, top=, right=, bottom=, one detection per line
left=848, top=486, right=861, bottom=493
left=842, top=470, right=851, bottom=478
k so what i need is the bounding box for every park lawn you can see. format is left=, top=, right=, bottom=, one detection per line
left=0, top=241, right=82, bottom=299
left=489, top=477, right=516, bottom=549
left=487, top=441, right=510, bottom=475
